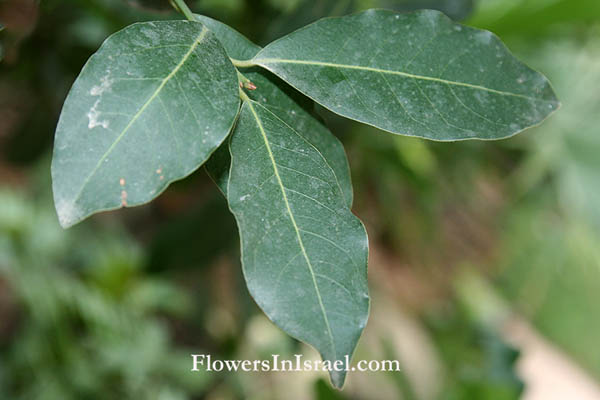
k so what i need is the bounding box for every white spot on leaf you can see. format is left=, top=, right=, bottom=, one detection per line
left=87, top=99, right=109, bottom=129
left=90, top=72, right=113, bottom=96
left=55, top=197, right=82, bottom=228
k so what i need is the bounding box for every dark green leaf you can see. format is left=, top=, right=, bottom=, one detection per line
left=51, top=21, right=239, bottom=227
left=205, top=136, right=232, bottom=196
left=227, top=98, right=369, bottom=388
left=248, top=9, right=559, bottom=141
left=244, top=70, right=354, bottom=207
left=194, top=15, right=261, bottom=60
left=202, top=19, right=364, bottom=386
left=202, top=16, right=353, bottom=206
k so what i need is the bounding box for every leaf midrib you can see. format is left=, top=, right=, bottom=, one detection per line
left=253, top=57, right=552, bottom=102
left=244, top=98, right=337, bottom=357
left=70, top=25, right=209, bottom=207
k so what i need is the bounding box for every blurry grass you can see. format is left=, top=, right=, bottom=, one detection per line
left=0, top=183, right=211, bottom=399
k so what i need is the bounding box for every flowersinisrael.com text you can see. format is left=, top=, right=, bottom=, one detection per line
left=191, top=354, right=400, bottom=373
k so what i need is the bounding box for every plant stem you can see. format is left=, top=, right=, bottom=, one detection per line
left=231, top=58, right=256, bottom=68
left=171, top=0, right=195, bottom=21
left=239, top=88, right=250, bottom=102
left=236, top=70, right=248, bottom=84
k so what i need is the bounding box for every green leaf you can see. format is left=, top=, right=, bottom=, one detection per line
left=228, top=97, right=369, bottom=388
left=202, top=18, right=365, bottom=386
left=193, top=15, right=261, bottom=60
left=205, top=137, right=233, bottom=197
left=247, top=9, right=559, bottom=141
left=246, top=71, right=354, bottom=207
left=202, top=16, right=353, bottom=206
left=51, top=20, right=240, bottom=227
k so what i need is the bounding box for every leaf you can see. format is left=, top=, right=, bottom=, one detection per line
left=194, top=15, right=261, bottom=60
left=228, top=98, right=369, bottom=388
left=246, top=71, right=355, bottom=207
left=51, top=21, right=240, bottom=228
left=201, top=16, right=354, bottom=206
left=204, top=137, right=233, bottom=197
left=201, top=18, right=365, bottom=386
left=247, top=9, right=560, bottom=141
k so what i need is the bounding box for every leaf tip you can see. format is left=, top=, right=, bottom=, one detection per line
left=54, top=197, right=82, bottom=229
left=329, top=369, right=347, bottom=390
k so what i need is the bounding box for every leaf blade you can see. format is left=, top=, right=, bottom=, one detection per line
left=227, top=99, right=369, bottom=388
left=251, top=9, right=559, bottom=141
left=200, top=17, right=366, bottom=386
left=52, top=21, right=240, bottom=227
left=201, top=16, right=353, bottom=206
left=194, top=14, right=262, bottom=60
left=245, top=70, right=354, bottom=207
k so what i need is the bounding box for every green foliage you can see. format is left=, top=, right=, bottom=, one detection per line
left=47, top=1, right=559, bottom=388
left=513, top=38, right=600, bottom=230
left=51, top=21, right=239, bottom=228
left=247, top=9, right=558, bottom=140
left=494, top=35, right=600, bottom=378
left=469, top=0, right=600, bottom=37
left=425, top=303, right=523, bottom=400
left=0, top=188, right=208, bottom=400
left=3, top=0, right=600, bottom=398
left=227, top=98, right=369, bottom=388
left=201, top=15, right=354, bottom=207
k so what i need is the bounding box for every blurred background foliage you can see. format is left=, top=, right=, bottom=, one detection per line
left=1, top=0, right=599, bottom=399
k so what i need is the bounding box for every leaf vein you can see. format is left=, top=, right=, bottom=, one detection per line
left=244, top=99, right=337, bottom=358
left=255, top=58, right=551, bottom=102
left=70, top=26, right=209, bottom=207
